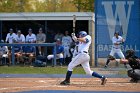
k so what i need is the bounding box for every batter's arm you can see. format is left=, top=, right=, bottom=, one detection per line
left=77, top=38, right=86, bottom=42
left=77, top=37, right=88, bottom=43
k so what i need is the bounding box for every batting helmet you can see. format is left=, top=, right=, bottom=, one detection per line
left=79, top=31, right=87, bottom=37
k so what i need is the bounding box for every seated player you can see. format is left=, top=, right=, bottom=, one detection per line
left=22, top=42, right=36, bottom=65
left=0, top=40, right=8, bottom=65
left=8, top=45, right=23, bottom=64
left=47, top=39, right=64, bottom=66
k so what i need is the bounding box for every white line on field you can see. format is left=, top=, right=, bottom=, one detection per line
left=0, top=85, right=67, bottom=91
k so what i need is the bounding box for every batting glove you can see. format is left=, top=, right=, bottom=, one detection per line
left=71, top=33, right=76, bottom=37
left=72, top=36, right=78, bottom=42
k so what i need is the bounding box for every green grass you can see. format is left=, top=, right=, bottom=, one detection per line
left=0, top=66, right=85, bottom=74
left=118, top=69, right=127, bottom=75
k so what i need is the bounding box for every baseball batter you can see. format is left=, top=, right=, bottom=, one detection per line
left=60, top=31, right=107, bottom=85
left=104, top=32, right=126, bottom=68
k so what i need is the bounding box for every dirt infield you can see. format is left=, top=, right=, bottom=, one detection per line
left=0, top=78, right=140, bottom=93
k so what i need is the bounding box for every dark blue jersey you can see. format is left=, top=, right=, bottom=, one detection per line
left=53, top=45, right=64, bottom=54
left=23, top=46, right=35, bottom=53
left=14, top=46, right=22, bottom=53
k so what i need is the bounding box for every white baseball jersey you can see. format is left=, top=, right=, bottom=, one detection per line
left=78, top=35, right=91, bottom=53
left=5, top=33, right=16, bottom=43
left=0, top=46, right=8, bottom=55
left=62, top=36, right=72, bottom=47
left=15, top=34, right=25, bottom=43
left=62, top=36, right=72, bottom=58
left=110, top=36, right=125, bottom=58
left=26, top=34, right=36, bottom=42
left=112, top=36, right=123, bottom=49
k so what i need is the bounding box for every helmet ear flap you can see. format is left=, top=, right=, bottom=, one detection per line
left=79, top=31, right=87, bottom=37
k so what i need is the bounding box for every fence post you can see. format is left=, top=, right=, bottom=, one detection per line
left=53, top=44, right=56, bottom=66
left=0, top=21, right=2, bottom=41
left=11, top=45, right=15, bottom=65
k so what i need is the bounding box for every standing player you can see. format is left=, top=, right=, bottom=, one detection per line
left=104, top=32, right=127, bottom=68
left=60, top=31, right=107, bottom=85
left=62, top=31, right=72, bottom=64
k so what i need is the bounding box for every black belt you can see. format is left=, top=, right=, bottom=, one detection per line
left=113, top=47, right=119, bottom=49
left=79, top=51, right=88, bottom=53
left=83, top=51, right=88, bottom=53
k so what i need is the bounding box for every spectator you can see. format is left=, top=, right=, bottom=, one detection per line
left=26, top=28, right=36, bottom=43
left=47, top=39, right=64, bottom=66
left=36, top=28, right=46, bottom=55
left=62, top=31, right=73, bottom=64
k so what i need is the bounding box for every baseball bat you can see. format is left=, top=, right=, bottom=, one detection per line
left=73, top=15, right=76, bottom=33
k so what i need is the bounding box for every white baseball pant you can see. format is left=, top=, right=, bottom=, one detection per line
left=47, top=53, right=63, bottom=60
left=68, top=53, right=93, bottom=75
left=110, top=48, right=125, bottom=59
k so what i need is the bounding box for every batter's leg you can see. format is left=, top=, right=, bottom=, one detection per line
left=81, top=61, right=107, bottom=85
left=60, top=54, right=85, bottom=85
left=105, top=48, right=115, bottom=68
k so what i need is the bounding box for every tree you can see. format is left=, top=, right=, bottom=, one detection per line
left=0, top=0, right=94, bottom=12
left=71, top=0, right=94, bottom=12
left=0, top=0, right=30, bottom=12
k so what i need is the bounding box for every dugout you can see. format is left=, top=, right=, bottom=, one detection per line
left=0, top=12, right=95, bottom=66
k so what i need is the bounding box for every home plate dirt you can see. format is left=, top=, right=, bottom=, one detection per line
left=0, top=78, right=140, bottom=93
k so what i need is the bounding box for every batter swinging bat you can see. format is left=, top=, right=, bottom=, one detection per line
left=73, top=15, right=76, bottom=33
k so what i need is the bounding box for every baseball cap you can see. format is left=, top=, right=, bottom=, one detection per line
left=56, top=38, right=61, bottom=42
left=114, top=32, right=119, bottom=35
left=17, top=30, right=21, bottom=33
left=1, top=40, right=4, bottom=43
left=9, top=28, right=13, bottom=32
left=28, top=28, right=32, bottom=32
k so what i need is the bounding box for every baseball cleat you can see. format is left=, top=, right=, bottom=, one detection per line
left=104, top=65, right=108, bottom=68
left=130, top=78, right=138, bottom=83
left=60, top=80, right=70, bottom=85
left=101, top=77, right=107, bottom=85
